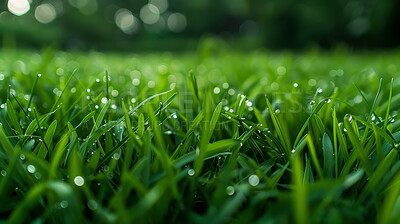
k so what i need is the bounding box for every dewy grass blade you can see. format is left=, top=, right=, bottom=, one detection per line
left=292, top=153, right=309, bottom=224
left=26, top=73, right=40, bottom=112
left=384, top=78, right=394, bottom=129
left=322, top=133, right=334, bottom=178
left=306, top=135, right=324, bottom=179
left=6, top=99, right=23, bottom=134
left=265, top=95, right=291, bottom=156
left=343, top=115, right=373, bottom=177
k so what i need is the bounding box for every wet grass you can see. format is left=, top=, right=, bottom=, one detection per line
left=0, top=47, right=400, bottom=223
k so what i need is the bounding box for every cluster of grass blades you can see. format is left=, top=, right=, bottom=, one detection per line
left=0, top=49, right=400, bottom=223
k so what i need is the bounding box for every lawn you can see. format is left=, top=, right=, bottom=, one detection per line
left=0, top=46, right=400, bottom=223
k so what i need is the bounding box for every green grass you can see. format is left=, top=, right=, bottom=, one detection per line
left=1, top=46, right=400, bottom=223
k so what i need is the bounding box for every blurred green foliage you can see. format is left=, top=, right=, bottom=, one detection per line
left=1, top=0, right=400, bottom=50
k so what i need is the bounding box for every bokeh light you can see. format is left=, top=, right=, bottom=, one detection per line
left=8, top=0, right=30, bottom=16
left=167, top=13, right=187, bottom=32
left=115, top=8, right=140, bottom=34
left=35, top=3, right=57, bottom=24
left=140, top=4, right=160, bottom=25
left=149, top=0, right=168, bottom=14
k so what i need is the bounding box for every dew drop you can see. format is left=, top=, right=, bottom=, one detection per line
left=187, top=169, right=195, bottom=176
left=74, top=176, right=85, bottom=186
left=35, top=172, right=42, bottom=179
left=226, top=186, right=235, bottom=195
left=87, top=200, right=98, bottom=210
left=248, top=174, right=260, bottom=186
left=60, top=200, right=68, bottom=208
left=27, top=164, right=36, bottom=173
left=1, top=170, right=6, bottom=176
left=113, top=153, right=120, bottom=160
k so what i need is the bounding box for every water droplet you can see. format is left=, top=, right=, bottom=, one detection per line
left=103, top=165, right=109, bottom=172
left=213, top=87, right=220, bottom=94
left=222, top=82, right=229, bottom=89
left=74, top=176, right=85, bottom=186
left=226, top=186, right=235, bottom=195
left=19, top=154, right=26, bottom=160
left=35, top=172, right=42, bottom=179
left=96, top=78, right=100, bottom=82
left=291, top=149, right=296, bottom=153
left=274, top=109, right=280, bottom=114
left=86, top=89, right=91, bottom=93
left=132, top=78, right=140, bottom=86
left=148, top=81, right=156, bottom=88
left=87, top=200, right=98, bottom=210
left=317, top=88, right=323, bottom=93
left=107, top=172, right=113, bottom=179
left=1, top=170, right=6, bottom=176
left=113, top=153, right=120, bottom=160
left=27, top=108, right=32, bottom=112
left=228, top=89, right=235, bottom=95
left=325, top=99, right=331, bottom=103
left=111, top=90, right=119, bottom=97
left=60, top=200, right=68, bottom=208
left=293, top=83, right=298, bottom=87
left=38, top=74, right=42, bottom=77
left=248, top=174, right=260, bottom=186
left=187, top=169, right=195, bottom=176
left=27, top=165, right=36, bottom=173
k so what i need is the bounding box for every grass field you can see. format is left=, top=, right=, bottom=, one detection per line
left=1, top=46, right=400, bottom=223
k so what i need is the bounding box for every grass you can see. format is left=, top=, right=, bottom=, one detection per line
left=0, top=45, right=400, bottom=223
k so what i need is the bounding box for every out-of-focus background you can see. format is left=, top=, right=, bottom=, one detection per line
left=1, top=0, right=400, bottom=51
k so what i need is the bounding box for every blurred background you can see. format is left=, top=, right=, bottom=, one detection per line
left=1, top=0, right=400, bottom=51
